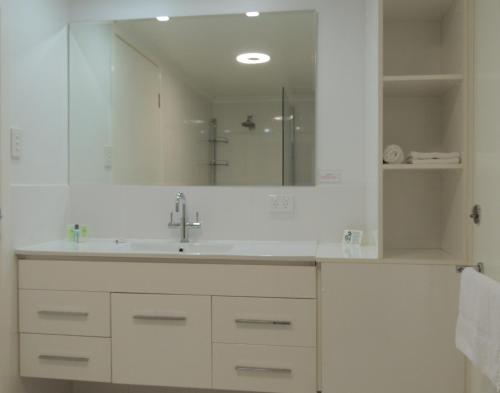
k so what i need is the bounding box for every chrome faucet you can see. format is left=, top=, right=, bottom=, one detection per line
left=168, top=192, right=201, bottom=243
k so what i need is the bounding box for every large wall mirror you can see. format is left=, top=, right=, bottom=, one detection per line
left=69, top=11, right=317, bottom=186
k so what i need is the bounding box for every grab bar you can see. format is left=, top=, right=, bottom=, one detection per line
left=456, top=263, right=484, bottom=274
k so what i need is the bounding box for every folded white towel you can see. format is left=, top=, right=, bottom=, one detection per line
left=456, top=268, right=500, bottom=390
left=409, top=151, right=461, bottom=160
left=407, top=157, right=460, bottom=165
left=383, top=145, right=405, bottom=164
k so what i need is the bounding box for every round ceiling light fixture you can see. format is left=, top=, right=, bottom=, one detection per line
left=246, top=11, right=260, bottom=17
left=156, top=16, right=170, bottom=22
left=236, top=52, right=271, bottom=65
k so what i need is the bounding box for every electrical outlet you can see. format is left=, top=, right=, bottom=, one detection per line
left=104, top=145, right=113, bottom=169
left=11, top=128, right=22, bottom=159
left=269, top=194, right=294, bottom=213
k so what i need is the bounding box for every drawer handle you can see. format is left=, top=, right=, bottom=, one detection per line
left=133, top=315, right=187, bottom=321
left=38, top=310, right=89, bottom=317
left=39, top=355, right=89, bottom=362
left=235, top=366, right=292, bottom=374
left=235, top=319, right=292, bottom=326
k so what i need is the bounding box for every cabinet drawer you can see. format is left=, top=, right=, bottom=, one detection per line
left=213, top=343, right=316, bottom=393
left=19, top=290, right=110, bottom=337
left=112, top=293, right=211, bottom=388
left=20, top=334, right=111, bottom=382
left=20, top=260, right=316, bottom=298
left=213, top=297, right=316, bottom=347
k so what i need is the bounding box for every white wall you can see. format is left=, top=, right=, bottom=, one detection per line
left=65, top=0, right=378, bottom=247
left=69, top=22, right=113, bottom=184
left=116, top=26, right=214, bottom=186
left=0, top=0, right=72, bottom=392
left=161, top=62, right=212, bottom=186
left=111, top=35, right=163, bottom=185
left=293, top=100, right=316, bottom=186
left=71, top=23, right=213, bottom=185
left=213, top=99, right=283, bottom=186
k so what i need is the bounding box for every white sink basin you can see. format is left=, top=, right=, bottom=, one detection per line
left=129, top=240, right=235, bottom=255
left=15, top=239, right=317, bottom=262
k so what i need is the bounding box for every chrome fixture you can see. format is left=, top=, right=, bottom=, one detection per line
left=241, top=115, right=256, bottom=130
left=470, top=204, right=481, bottom=225
left=168, top=192, right=201, bottom=243
left=456, top=262, right=485, bottom=274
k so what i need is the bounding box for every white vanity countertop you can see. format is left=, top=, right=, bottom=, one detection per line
left=15, top=239, right=319, bottom=262
left=316, top=243, right=379, bottom=262
left=16, top=239, right=379, bottom=263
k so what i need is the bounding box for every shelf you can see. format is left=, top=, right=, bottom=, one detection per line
left=383, top=248, right=463, bottom=264
left=384, top=75, right=463, bottom=97
left=383, top=163, right=463, bottom=171
left=384, top=0, right=455, bottom=22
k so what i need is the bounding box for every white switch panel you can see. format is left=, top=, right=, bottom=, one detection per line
left=10, top=128, right=22, bottom=159
left=104, top=145, right=113, bottom=169
left=269, top=194, right=294, bottom=213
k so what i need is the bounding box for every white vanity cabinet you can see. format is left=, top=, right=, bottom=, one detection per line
left=17, top=258, right=317, bottom=393
left=320, top=263, right=465, bottom=393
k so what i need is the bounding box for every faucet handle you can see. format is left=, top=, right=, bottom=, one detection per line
left=189, top=212, right=201, bottom=228
left=168, top=212, right=180, bottom=228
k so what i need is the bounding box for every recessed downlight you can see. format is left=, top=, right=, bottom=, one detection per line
left=246, top=11, right=260, bottom=17
left=156, top=16, right=170, bottom=22
left=236, top=52, right=271, bottom=64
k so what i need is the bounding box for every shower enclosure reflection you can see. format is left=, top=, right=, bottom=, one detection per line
left=69, top=11, right=317, bottom=186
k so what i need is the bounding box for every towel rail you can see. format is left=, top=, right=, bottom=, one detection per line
left=456, top=263, right=484, bottom=274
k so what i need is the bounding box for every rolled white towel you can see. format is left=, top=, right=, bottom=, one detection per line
left=409, top=151, right=461, bottom=160
left=383, top=145, right=405, bottom=164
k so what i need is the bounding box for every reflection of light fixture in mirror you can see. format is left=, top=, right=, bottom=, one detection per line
left=156, top=16, right=170, bottom=22
left=246, top=11, right=260, bottom=17
left=236, top=53, right=271, bottom=64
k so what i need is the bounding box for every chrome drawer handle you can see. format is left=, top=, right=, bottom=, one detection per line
left=38, top=310, right=89, bottom=317
left=235, top=366, right=292, bottom=374
left=133, top=315, right=187, bottom=321
left=235, top=319, right=292, bottom=326
left=39, top=355, right=89, bottom=362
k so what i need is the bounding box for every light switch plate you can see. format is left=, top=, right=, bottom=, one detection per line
left=269, top=194, right=294, bottom=213
left=104, top=145, right=113, bottom=168
left=10, top=128, right=22, bottom=159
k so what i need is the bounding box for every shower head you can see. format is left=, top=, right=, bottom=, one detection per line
left=241, top=115, right=256, bottom=130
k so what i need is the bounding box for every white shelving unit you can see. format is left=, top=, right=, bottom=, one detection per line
left=381, top=0, right=469, bottom=263
left=384, top=74, right=463, bottom=97
left=383, top=163, right=463, bottom=171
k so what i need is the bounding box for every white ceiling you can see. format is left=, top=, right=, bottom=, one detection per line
left=384, top=0, right=454, bottom=21
left=115, top=11, right=317, bottom=100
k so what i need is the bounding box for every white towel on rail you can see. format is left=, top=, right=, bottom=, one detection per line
left=383, top=145, right=405, bottom=164
left=409, top=151, right=461, bottom=160
left=456, top=268, right=500, bottom=391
